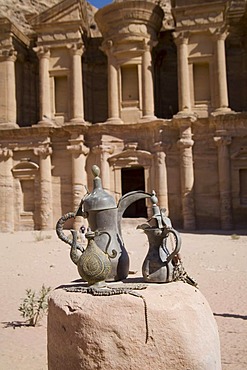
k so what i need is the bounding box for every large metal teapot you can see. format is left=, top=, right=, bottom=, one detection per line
left=75, top=165, right=154, bottom=281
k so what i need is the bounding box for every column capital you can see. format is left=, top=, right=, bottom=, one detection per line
left=214, top=135, right=231, bottom=147
left=141, top=38, right=156, bottom=53
left=101, top=39, right=114, bottom=56
left=177, top=137, right=194, bottom=149
left=67, top=142, right=89, bottom=156
left=0, top=147, right=13, bottom=158
left=177, top=124, right=194, bottom=148
left=34, top=145, right=52, bottom=158
left=153, top=141, right=163, bottom=152
left=172, top=31, right=189, bottom=46
left=67, top=42, right=84, bottom=56
left=92, top=144, right=114, bottom=155
left=33, top=46, right=50, bottom=59
left=101, top=40, right=119, bottom=65
left=210, top=26, right=229, bottom=41
left=0, top=48, right=17, bottom=62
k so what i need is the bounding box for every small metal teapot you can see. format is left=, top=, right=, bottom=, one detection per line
left=75, top=165, right=154, bottom=281
left=69, top=229, right=116, bottom=287
left=137, top=194, right=181, bottom=283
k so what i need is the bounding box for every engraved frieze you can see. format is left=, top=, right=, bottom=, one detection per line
left=37, top=30, right=82, bottom=45
left=128, top=24, right=147, bottom=34
left=173, top=2, right=228, bottom=32
left=95, top=1, right=164, bottom=44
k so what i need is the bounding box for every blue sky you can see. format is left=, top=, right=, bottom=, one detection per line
left=88, top=0, right=112, bottom=8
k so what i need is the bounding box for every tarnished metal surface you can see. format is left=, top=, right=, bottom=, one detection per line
left=74, top=165, right=153, bottom=281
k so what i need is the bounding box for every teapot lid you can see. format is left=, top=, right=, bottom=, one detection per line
left=83, top=165, right=117, bottom=212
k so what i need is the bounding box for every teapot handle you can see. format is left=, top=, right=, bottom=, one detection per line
left=95, top=230, right=117, bottom=259
left=56, top=212, right=75, bottom=246
left=56, top=212, right=84, bottom=252
left=163, top=228, right=181, bottom=263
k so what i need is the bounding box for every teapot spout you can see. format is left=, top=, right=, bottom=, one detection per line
left=70, top=229, right=83, bottom=265
left=117, top=190, right=153, bottom=235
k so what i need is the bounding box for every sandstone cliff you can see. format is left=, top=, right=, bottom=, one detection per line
left=0, top=0, right=97, bottom=35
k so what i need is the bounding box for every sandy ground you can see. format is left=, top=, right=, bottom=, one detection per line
left=0, top=221, right=246, bottom=370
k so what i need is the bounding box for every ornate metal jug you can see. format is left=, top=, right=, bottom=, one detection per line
left=74, top=165, right=154, bottom=281
left=69, top=229, right=116, bottom=287
left=137, top=196, right=181, bottom=283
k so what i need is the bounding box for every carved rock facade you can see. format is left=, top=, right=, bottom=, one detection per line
left=0, top=0, right=247, bottom=231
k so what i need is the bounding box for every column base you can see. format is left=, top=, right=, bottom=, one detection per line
left=211, top=107, right=233, bottom=116
left=69, top=118, right=86, bottom=124
left=36, top=119, right=54, bottom=127
left=0, top=122, right=19, bottom=129
left=174, top=110, right=197, bottom=119
left=138, top=115, right=157, bottom=122
left=106, top=117, right=123, bottom=124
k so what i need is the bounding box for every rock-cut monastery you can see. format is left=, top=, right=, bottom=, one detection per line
left=0, top=0, right=247, bottom=232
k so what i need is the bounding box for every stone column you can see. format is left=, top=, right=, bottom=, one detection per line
left=142, top=42, right=156, bottom=120
left=113, top=166, right=122, bottom=204
left=214, top=132, right=232, bottom=230
left=212, top=29, right=231, bottom=113
left=0, top=48, right=19, bottom=129
left=108, top=58, right=122, bottom=123
left=34, top=142, right=53, bottom=230
left=153, top=142, right=169, bottom=213
left=177, top=124, right=196, bottom=230
left=68, top=43, right=85, bottom=123
left=67, top=135, right=88, bottom=229
left=0, top=148, right=14, bottom=231
left=102, top=40, right=122, bottom=124
left=173, top=32, right=192, bottom=114
left=34, top=46, right=53, bottom=126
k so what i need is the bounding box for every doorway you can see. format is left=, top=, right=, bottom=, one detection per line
left=121, top=167, right=147, bottom=218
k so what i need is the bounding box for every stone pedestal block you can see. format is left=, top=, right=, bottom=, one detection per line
left=47, top=282, right=221, bottom=370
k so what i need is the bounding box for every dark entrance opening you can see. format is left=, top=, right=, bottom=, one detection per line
left=121, top=167, right=147, bottom=218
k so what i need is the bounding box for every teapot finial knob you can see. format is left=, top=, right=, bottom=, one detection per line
left=151, top=190, right=158, bottom=205
left=92, top=165, right=100, bottom=178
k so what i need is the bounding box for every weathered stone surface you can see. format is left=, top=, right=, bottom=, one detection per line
left=0, top=0, right=247, bottom=233
left=0, top=0, right=97, bottom=35
left=48, top=282, right=221, bottom=370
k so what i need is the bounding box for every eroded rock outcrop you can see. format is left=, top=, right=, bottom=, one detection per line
left=0, top=0, right=97, bottom=35
left=48, top=282, right=221, bottom=370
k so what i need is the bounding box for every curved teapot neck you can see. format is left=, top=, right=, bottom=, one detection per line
left=117, top=190, right=153, bottom=236
left=93, top=176, right=102, bottom=189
